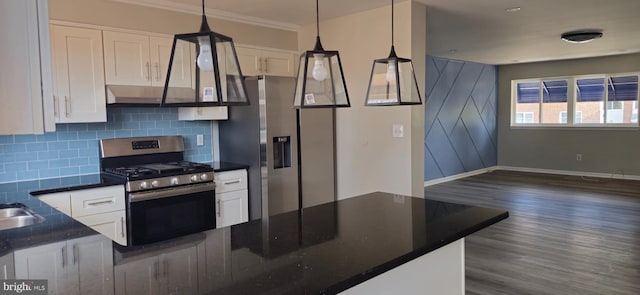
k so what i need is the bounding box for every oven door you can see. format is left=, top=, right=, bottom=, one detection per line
left=127, top=182, right=216, bottom=245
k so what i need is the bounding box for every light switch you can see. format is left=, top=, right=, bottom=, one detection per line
left=197, top=134, right=204, bottom=146
left=392, top=124, right=404, bottom=138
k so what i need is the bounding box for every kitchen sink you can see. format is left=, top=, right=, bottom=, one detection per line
left=0, top=204, right=45, bottom=231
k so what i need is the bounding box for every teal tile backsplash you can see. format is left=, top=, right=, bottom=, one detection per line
left=0, top=108, right=212, bottom=183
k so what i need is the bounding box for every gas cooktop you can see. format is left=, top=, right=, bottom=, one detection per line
left=103, top=161, right=213, bottom=179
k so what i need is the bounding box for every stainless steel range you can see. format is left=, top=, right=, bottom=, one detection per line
left=100, top=136, right=216, bottom=246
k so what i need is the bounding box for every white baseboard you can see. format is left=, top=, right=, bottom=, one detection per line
left=424, top=167, right=498, bottom=187
left=495, top=166, right=640, bottom=181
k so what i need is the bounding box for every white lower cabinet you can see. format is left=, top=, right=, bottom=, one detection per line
left=14, top=235, right=114, bottom=295
left=76, top=210, right=127, bottom=247
left=0, top=252, right=15, bottom=280
left=114, top=244, right=198, bottom=295
left=37, top=185, right=128, bottom=246
left=216, top=189, right=249, bottom=228
left=214, top=169, right=249, bottom=228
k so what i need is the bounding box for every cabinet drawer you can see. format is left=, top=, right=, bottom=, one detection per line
left=214, top=170, right=247, bottom=193
left=71, top=186, right=125, bottom=218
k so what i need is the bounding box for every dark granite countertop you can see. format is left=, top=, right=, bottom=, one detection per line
left=209, top=161, right=250, bottom=172
left=0, top=184, right=508, bottom=294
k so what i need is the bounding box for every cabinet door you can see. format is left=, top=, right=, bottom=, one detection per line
left=235, top=46, right=261, bottom=76
left=50, top=25, right=106, bottom=123
left=14, top=241, right=77, bottom=295
left=150, top=36, right=192, bottom=88
left=38, top=192, right=72, bottom=216
left=76, top=210, right=127, bottom=246
left=103, top=31, right=151, bottom=86
left=0, top=0, right=54, bottom=135
left=0, top=252, right=15, bottom=280
left=262, top=49, right=296, bottom=77
left=70, top=235, right=114, bottom=295
left=216, top=189, right=249, bottom=228
left=160, top=246, right=198, bottom=295
left=114, top=256, right=160, bottom=295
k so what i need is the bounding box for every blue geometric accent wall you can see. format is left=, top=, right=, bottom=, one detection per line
left=425, top=55, right=498, bottom=181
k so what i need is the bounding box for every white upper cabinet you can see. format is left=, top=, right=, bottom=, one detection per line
left=150, top=36, right=192, bottom=88
left=103, top=31, right=151, bottom=86
left=104, top=31, right=192, bottom=87
left=236, top=46, right=297, bottom=77
left=50, top=25, right=107, bottom=123
left=0, top=0, right=55, bottom=135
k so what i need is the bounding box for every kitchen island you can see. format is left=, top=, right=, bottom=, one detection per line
left=1, top=177, right=507, bottom=295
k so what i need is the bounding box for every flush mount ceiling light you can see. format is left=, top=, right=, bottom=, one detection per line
left=364, top=0, right=422, bottom=106
left=293, top=0, right=350, bottom=108
left=561, top=30, right=603, bottom=44
left=162, top=0, right=249, bottom=106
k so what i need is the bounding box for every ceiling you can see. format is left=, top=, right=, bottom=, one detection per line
left=119, top=0, right=640, bottom=65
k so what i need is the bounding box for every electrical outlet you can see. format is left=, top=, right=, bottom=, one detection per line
left=197, top=134, right=204, bottom=146
left=392, top=124, right=404, bottom=138
left=576, top=154, right=582, bottom=161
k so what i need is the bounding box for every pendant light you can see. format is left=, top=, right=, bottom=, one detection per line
left=364, top=0, right=422, bottom=106
left=293, top=0, right=350, bottom=108
left=162, top=0, right=249, bottom=106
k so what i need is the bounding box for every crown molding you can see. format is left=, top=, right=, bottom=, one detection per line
left=111, top=0, right=300, bottom=32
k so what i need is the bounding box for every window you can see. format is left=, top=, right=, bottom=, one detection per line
left=541, top=80, right=568, bottom=124
left=516, top=112, right=534, bottom=123
left=560, top=111, right=582, bottom=124
left=512, top=73, right=639, bottom=127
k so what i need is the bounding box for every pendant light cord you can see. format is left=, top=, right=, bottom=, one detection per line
left=391, top=0, right=394, bottom=46
left=316, top=0, right=320, bottom=37
left=202, top=0, right=205, bottom=16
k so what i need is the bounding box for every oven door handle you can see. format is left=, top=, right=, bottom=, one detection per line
left=129, top=182, right=216, bottom=202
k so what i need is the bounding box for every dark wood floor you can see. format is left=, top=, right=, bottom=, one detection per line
left=424, top=170, right=640, bottom=295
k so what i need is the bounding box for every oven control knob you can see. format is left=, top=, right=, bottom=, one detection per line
left=200, top=174, right=208, bottom=181
left=190, top=175, right=198, bottom=182
left=171, top=177, right=179, bottom=185
left=139, top=182, right=148, bottom=190
left=151, top=180, right=160, bottom=188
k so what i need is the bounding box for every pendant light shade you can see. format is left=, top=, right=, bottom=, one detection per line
left=293, top=0, right=350, bottom=108
left=365, top=0, right=422, bottom=106
left=162, top=0, right=249, bottom=106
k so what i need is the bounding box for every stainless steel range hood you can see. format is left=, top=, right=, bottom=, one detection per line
left=106, top=85, right=198, bottom=106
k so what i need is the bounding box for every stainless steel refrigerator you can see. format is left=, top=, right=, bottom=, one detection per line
left=218, top=76, right=336, bottom=220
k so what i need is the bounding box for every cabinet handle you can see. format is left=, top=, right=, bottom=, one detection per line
left=196, top=107, right=203, bottom=115
left=216, top=199, right=221, bottom=217
left=120, top=216, right=125, bottom=238
left=61, top=246, right=67, bottom=268
left=155, top=63, right=161, bottom=81
left=64, top=96, right=71, bottom=118
left=87, top=199, right=114, bottom=206
left=145, top=62, right=151, bottom=81
left=222, top=179, right=241, bottom=185
left=257, top=57, right=263, bottom=72
left=262, top=58, right=268, bottom=73
left=53, top=96, right=59, bottom=118
left=73, top=244, right=78, bottom=265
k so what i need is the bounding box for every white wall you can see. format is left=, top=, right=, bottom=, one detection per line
left=298, top=1, right=426, bottom=199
